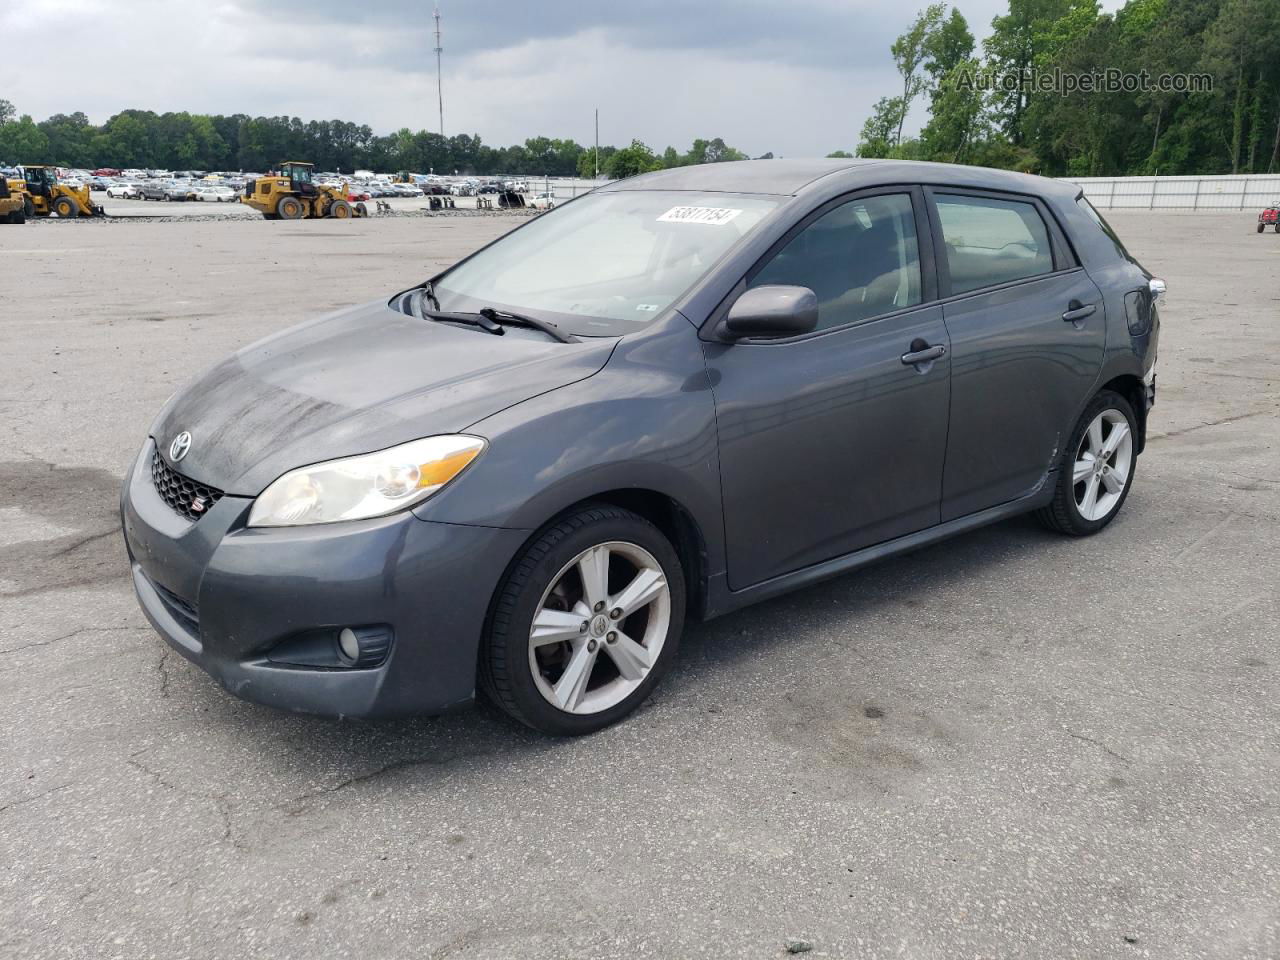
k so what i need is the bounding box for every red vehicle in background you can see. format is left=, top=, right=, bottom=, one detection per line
left=1259, top=201, right=1279, bottom=233
left=93, top=167, right=122, bottom=177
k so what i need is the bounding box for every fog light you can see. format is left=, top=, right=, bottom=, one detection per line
left=335, top=625, right=393, bottom=667
left=338, top=628, right=361, bottom=662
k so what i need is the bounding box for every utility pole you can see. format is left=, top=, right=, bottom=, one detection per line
left=433, top=6, right=444, bottom=137
left=594, top=108, right=599, bottom=179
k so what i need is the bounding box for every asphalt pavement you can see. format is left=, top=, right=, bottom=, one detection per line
left=1, top=210, right=1277, bottom=960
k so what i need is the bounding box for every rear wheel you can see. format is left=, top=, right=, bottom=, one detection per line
left=1036, top=390, right=1137, bottom=535
left=1274, top=223, right=1279, bottom=233
left=329, top=199, right=352, bottom=219
left=480, top=505, right=685, bottom=735
left=1259, top=223, right=1266, bottom=233
left=23, top=196, right=35, bottom=218
left=277, top=195, right=304, bottom=220
left=52, top=196, right=78, bottom=218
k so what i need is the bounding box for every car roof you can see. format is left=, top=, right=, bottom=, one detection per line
left=598, top=158, right=1081, bottom=203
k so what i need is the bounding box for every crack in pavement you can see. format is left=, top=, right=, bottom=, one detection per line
left=280, top=750, right=494, bottom=812
left=1066, top=730, right=1132, bottom=766
left=47, top=527, right=118, bottom=558
left=0, top=783, right=72, bottom=815
left=126, top=753, right=246, bottom=850
left=1148, top=409, right=1273, bottom=442
left=0, top=625, right=139, bottom=657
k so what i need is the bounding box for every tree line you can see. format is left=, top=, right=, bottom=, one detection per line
left=848, top=0, right=1280, bottom=176
left=0, top=100, right=749, bottom=178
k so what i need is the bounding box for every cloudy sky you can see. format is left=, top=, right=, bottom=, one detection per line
left=1, top=0, right=1121, bottom=157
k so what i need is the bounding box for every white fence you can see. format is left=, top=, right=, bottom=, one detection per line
left=1066, top=174, right=1280, bottom=210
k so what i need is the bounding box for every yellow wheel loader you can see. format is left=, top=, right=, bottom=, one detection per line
left=7, top=166, right=105, bottom=218
left=241, top=162, right=366, bottom=220
left=0, top=176, right=26, bottom=223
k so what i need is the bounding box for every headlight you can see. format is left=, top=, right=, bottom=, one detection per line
left=247, top=435, right=486, bottom=527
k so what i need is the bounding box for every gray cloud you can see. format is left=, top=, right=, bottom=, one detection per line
left=4, top=0, right=1123, bottom=157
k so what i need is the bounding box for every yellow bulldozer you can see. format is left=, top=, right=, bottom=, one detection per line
left=0, top=175, right=26, bottom=223
left=6, top=165, right=104, bottom=218
left=241, top=162, right=366, bottom=220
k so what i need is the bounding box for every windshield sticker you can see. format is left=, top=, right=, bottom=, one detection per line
left=657, top=206, right=743, bottom=226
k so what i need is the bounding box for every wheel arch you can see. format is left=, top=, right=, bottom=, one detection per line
left=489, top=487, right=710, bottom=624
left=1098, top=373, right=1146, bottom=454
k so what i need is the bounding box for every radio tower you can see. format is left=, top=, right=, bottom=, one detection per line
left=433, top=6, right=444, bottom=137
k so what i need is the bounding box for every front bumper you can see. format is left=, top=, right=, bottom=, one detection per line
left=120, top=441, right=527, bottom=719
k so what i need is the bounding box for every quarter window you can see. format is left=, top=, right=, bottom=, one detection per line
left=750, top=193, right=921, bottom=330
left=934, top=194, right=1054, bottom=294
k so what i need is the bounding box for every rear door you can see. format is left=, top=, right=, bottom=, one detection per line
left=706, top=188, right=952, bottom=589
left=927, top=189, right=1106, bottom=520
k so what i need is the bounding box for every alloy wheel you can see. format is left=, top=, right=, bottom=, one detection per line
left=1073, top=409, right=1133, bottom=521
left=528, top=541, right=671, bottom=715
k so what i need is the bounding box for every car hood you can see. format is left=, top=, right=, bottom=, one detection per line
left=151, top=300, right=616, bottom=495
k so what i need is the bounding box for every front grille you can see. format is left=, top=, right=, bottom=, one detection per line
left=150, top=450, right=224, bottom=522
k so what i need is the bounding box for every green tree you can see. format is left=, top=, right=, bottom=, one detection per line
left=983, top=0, right=1075, bottom=144
left=891, top=3, right=948, bottom=146
left=858, top=96, right=906, bottom=156
left=0, top=113, right=49, bottom=163
left=606, top=139, right=659, bottom=178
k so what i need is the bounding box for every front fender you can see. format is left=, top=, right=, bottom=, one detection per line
left=412, top=322, right=727, bottom=581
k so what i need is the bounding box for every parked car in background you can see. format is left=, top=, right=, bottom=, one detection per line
left=106, top=182, right=143, bottom=199
left=529, top=193, right=556, bottom=210
left=165, top=181, right=198, bottom=202
left=136, top=181, right=170, bottom=201
left=195, top=184, right=238, bottom=202
left=93, top=167, right=122, bottom=177
left=347, top=187, right=372, bottom=202
left=88, top=177, right=109, bottom=192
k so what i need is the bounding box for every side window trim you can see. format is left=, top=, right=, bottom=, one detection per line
left=923, top=186, right=1077, bottom=299
left=701, top=184, right=939, bottom=342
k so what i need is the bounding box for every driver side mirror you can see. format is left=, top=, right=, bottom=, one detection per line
left=723, top=285, right=819, bottom=340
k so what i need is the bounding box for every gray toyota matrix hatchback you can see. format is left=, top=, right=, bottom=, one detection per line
left=121, top=159, right=1161, bottom=735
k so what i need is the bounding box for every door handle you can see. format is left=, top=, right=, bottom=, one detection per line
left=901, top=343, right=947, bottom=366
left=1062, top=300, right=1096, bottom=322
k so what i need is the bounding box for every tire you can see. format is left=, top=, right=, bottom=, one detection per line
left=277, top=195, right=304, bottom=220
left=1036, top=389, right=1138, bottom=536
left=52, top=196, right=78, bottom=219
left=1259, top=223, right=1266, bottom=233
left=1274, top=223, right=1279, bottom=233
left=329, top=199, right=352, bottom=219
left=23, top=196, right=35, bottom=218
left=480, top=504, right=686, bottom=735
left=354, top=202, right=368, bottom=218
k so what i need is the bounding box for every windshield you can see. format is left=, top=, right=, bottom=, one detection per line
left=433, top=190, right=780, bottom=335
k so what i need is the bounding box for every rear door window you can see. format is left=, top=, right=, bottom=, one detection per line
left=934, top=194, right=1054, bottom=295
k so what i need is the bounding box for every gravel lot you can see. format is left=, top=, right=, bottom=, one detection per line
left=1, top=211, right=1277, bottom=960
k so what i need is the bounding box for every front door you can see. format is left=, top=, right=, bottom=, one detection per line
left=928, top=190, right=1107, bottom=520
left=705, top=190, right=952, bottom=590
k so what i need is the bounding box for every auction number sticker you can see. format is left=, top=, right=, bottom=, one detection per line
left=657, top=206, right=743, bottom=225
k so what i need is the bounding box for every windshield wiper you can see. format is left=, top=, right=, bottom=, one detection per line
left=479, top=307, right=579, bottom=344
left=415, top=293, right=505, bottom=336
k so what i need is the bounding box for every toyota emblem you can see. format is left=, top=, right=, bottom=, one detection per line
left=169, top=431, right=192, bottom=462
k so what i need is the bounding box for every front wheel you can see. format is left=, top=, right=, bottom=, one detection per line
left=1037, top=390, right=1137, bottom=535
left=480, top=505, right=686, bottom=735
left=52, top=196, right=78, bottom=218
left=1259, top=223, right=1266, bottom=233
left=277, top=195, right=304, bottom=219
